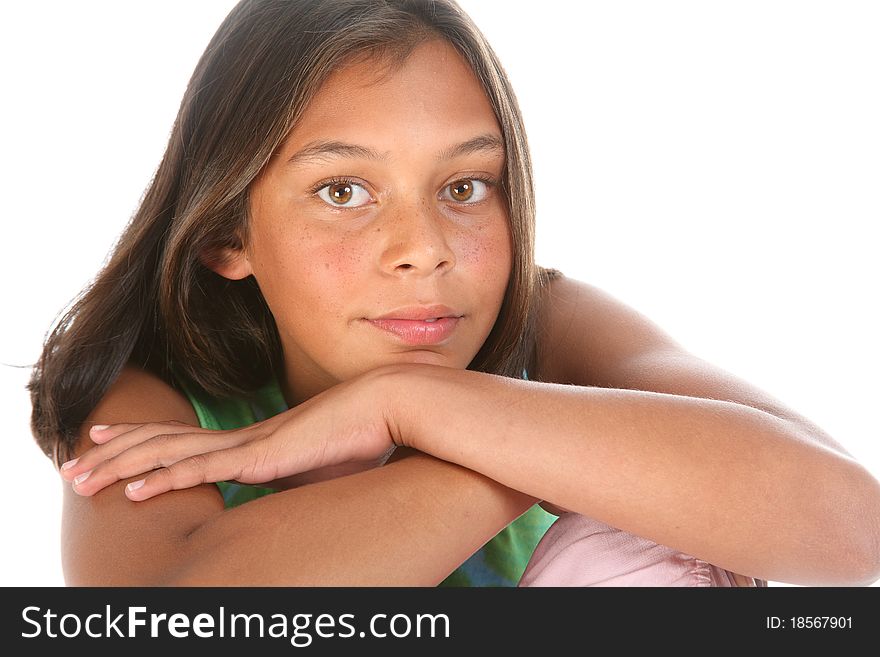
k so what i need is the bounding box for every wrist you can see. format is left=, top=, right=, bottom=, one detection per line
left=364, top=363, right=429, bottom=449
left=370, top=363, right=484, bottom=456
left=375, top=365, right=540, bottom=512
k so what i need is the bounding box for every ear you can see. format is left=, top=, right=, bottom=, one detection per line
left=200, top=245, right=253, bottom=281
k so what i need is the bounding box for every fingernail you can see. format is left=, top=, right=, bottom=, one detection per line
left=90, top=424, right=110, bottom=434
left=126, top=479, right=145, bottom=495
left=60, top=458, right=79, bottom=471
left=73, top=470, right=92, bottom=486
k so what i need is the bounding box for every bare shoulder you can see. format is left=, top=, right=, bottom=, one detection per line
left=83, top=365, right=200, bottom=427
left=534, top=274, right=851, bottom=455
left=536, top=274, right=684, bottom=387
left=62, top=364, right=224, bottom=585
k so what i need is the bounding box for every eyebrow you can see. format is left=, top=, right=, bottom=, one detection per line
left=286, top=134, right=505, bottom=166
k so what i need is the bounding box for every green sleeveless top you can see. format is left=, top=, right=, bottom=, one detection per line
left=180, top=377, right=555, bottom=587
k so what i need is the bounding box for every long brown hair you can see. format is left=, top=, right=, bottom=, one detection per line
left=29, top=0, right=561, bottom=466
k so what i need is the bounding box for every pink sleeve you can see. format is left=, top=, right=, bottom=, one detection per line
left=519, top=513, right=754, bottom=587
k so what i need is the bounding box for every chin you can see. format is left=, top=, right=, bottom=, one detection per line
left=392, top=351, right=461, bottom=368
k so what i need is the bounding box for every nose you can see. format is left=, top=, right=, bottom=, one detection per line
left=379, top=197, right=456, bottom=276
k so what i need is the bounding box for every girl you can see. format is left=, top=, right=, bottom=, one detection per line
left=32, top=0, right=880, bottom=587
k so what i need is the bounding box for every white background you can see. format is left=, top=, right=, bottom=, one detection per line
left=1, top=1, right=877, bottom=587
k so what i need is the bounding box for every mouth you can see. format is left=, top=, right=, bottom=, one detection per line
left=371, top=304, right=462, bottom=322
left=365, top=304, right=463, bottom=346
left=364, top=316, right=461, bottom=346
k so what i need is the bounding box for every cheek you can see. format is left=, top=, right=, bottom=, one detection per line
left=252, top=228, right=368, bottom=322
left=460, top=217, right=513, bottom=292
left=308, top=232, right=372, bottom=299
left=247, top=182, right=366, bottom=317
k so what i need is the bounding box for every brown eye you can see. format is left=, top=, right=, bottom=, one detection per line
left=316, top=181, right=371, bottom=208
left=443, top=178, right=489, bottom=204
left=328, top=182, right=353, bottom=204
left=449, top=179, right=474, bottom=202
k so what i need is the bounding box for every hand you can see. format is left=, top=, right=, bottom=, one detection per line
left=60, top=367, right=402, bottom=501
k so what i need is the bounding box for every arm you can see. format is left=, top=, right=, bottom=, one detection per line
left=62, top=366, right=534, bottom=585
left=386, top=278, right=880, bottom=586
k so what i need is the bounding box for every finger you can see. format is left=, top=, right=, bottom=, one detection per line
left=88, top=421, right=187, bottom=444
left=86, top=424, right=113, bottom=444
left=124, top=447, right=259, bottom=501
left=60, top=422, right=199, bottom=482
left=88, top=423, right=140, bottom=444
left=87, top=420, right=191, bottom=445
left=70, top=429, right=246, bottom=496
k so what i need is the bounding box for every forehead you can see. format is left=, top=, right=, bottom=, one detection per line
left=286, top=39, right=501, bottom=151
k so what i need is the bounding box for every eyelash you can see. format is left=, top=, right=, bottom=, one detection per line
left=307, top=176, right=364, bottom=197
left=307, top=175, right=499, bottom=207
left=441, top=176, right=498, bottom=205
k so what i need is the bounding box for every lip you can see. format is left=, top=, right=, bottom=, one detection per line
left=365, top=305, right=463, bottom=346
left=372, top=305, right=462, bottom=321
left=366, top=317, right=461, bottom=345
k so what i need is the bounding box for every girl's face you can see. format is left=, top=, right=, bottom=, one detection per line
left=234, top=40, right=512, bottom=405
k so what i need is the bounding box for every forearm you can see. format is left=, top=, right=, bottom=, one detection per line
left=391, top=365, right=880, bottom=586
left=169, top=451, right=535, bottom=585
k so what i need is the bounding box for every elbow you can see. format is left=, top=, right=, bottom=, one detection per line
left=823, top=464, right=880, bottom=586
left=776, top=459, right=880, bottom=587
left=835, top=528, right=880, bottom=587
left=848, top=470, right=880, bottom=586
left=840, top=537, right=880, bottom=588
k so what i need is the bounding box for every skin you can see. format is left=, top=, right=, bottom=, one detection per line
left=57, top=41, right=880, bottom=586
left=222, top=40, right=511, bottom=407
